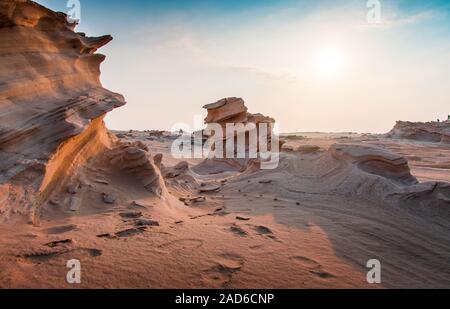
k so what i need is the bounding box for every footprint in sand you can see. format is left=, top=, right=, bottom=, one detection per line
left=115, top=227, right=147, bottom=238
left=252, top=225, right=278, bottom=240
left=86, top=248, right=103, bottom=257
left=253, top=225, right=273, bottom=235
left=249, top=244, right=264, bottom=250
left=310, top=270, right=336, bottom=279
left=22, top=250, right=64, bottom=262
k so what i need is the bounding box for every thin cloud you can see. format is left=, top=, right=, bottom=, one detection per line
left=378, top=10, right=435, bottom=28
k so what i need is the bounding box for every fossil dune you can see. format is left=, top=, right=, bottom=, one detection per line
left=0, top=0, right=449, bottom=289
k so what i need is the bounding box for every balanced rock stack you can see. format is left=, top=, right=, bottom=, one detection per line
left=202, top=97, right=276, bottom=158
left=107, top=141, right=166, bottom=196
left=0, top=0, right=126, bottom=220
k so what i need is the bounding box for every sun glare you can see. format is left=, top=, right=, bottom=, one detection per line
left=312, top=46, right=345, bottom=79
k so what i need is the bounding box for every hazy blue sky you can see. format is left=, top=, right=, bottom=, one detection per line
left=36, top=0, right=450, bottom=133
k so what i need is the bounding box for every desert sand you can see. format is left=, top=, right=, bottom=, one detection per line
left=0, top=0, right=449, bottom=289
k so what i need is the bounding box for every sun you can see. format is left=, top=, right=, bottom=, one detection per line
left=312, top=46, right=345, bottom=79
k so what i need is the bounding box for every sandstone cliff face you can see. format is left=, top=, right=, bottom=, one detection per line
left=0, top=0, right=126, bottom=220
left=386, top=121, right=450, bottom=143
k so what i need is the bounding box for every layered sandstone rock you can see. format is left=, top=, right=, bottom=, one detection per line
left=328, top=143, right=450, bottom=214
left=107, top=141, right=165, bottom=196
left=203, top=97, right=248, bottom=124
left=330, top=144, right=418, bottom=185
left=204, top=97, right=275, bottom=154
left=194, top=97, right=277, bottom=173
left=386, top=121, right=450, bottom=143
left=203, top=98, right=275, bottom=133
left=0, top=0, right=126, bottom=220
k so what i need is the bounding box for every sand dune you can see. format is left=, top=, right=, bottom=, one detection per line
left=387, top=120, right=450, bottom=144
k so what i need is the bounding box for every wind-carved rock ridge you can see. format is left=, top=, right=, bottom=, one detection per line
left=107, top=141, right=166, bottom=197
left=328, top=143, right=450, bottom=217
left=193, top=97, right=277, bottom=175
left=0, top=1, right=163, bottom=222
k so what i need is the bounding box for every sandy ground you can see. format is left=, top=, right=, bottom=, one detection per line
left=0, top=132, right=449, bottom=288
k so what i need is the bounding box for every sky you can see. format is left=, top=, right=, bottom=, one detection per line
left=36, top=0, right=450, bottom=133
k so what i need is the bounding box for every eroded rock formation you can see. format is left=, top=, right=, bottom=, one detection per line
left=107, top=141, right=165, bottom=196
left=330, top=144, right=418, bottom=185
left=386, top=121, right=450, bottom=143
left=328, top=143, right=450, bottom=215
left=204, top=97, right=249, bottom=124
left=194, top=97, right=277, bottom=173
left=203, top=98, right=275, bottom=139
